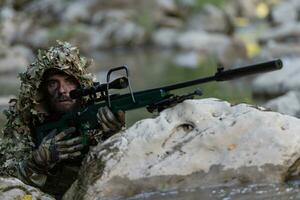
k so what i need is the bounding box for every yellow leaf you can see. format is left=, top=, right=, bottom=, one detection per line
left=245, top=42, right=261, bottom=58
left=256, top=3, right=269, bottom=18
left=22, top=195, right=32, bottom=200
left=234, top=17, right=249, bottom=27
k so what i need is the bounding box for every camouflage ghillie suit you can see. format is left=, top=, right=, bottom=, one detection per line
left=0, top=41, right=95, bottom=196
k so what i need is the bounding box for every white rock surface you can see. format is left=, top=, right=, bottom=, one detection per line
left=0, top=177, right=54, bottom=200
left=64, top=99, right=300, bottom=200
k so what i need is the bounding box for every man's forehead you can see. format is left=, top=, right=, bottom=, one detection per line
left=47, top=73, right=73, bottom=80
left=44, top=69, right=75, bottom=80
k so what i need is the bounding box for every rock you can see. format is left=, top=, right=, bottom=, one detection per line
left=259, top=23, right=300, bottom=44
left=271, top=0, right=300, bottom=25
left=0, top=7, right=18, bottom=44
left=24, top=0, right=66, bottom=19
left=252, top=58, right=300, bottom=97
left=4, top=0, right=32, bottom=9
left=176, top=31, right=247, bottom=67
left=217, top=37, right=247, bottom=67
left=91, top=9, right=134, bottom=25
left=227, top=0, right=258, bottom=19
left=68, top=9, right=146, bottom=50
left=70, top=20, right=145, bottom=51
left=176, top=0, right=196, bottom=8
left=64, top=99, right=300, bottom=200
left=152, top=28, right=179, bottom=48
left=156, top=0, right=179, bottom=15
left=0, top=44, right=34, bottom=74
left=114, top=21, right=145, bottom=45
left=0, top=177, right=54, bottom=200
left=265, top=91, right=300, bottom=118
left=187, top=4, right=233, bottom=34
left=155, top=0, right=185, bottom=28
left=24, top=27, right=51, bottom=49
left=68, top=25, right=105, bottom=52
left=156, top=15, right=184, bottom=28
left=176, top=31, right=230, bottom=52
left=62, top=1, right=91, bottom=23
left=260, top=41, right=300, bottom=58
left=0, top=7, right=51, bottom=49
left=173, top=51, right=200, bottom=68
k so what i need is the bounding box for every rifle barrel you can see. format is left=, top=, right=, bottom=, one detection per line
left=215, top=59, right=283, bottom=81
left=161, top=59, right=282, bottom=92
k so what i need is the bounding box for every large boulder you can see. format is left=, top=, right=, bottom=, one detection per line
left=64, top=99, right=300, bottom=200
left=0, top=177, right=54, bottom=200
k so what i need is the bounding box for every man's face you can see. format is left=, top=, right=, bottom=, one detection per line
left=46, top=73, right=80, bottom=113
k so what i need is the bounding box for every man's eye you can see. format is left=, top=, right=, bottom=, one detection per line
left=66, top=78, right=78, bottom=86
left=47, top=80, right=58, bottom=88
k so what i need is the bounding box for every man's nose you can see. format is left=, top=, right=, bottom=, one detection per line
left=58, top=84, right=68, bottom=94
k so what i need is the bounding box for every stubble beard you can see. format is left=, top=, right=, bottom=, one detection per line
left=49, top=94, right=81, bottom=114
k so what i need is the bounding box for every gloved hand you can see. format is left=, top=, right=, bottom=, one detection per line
left=18, top=127, right=84, bottom=186
left=32, top=127, right=84, bottom=169
left=97, top=106, right=125, bottom=133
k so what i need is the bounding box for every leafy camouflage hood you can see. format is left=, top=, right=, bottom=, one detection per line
left=4, top=41, right=95, bottom=136
left=0, top=41, right=95, bottom=176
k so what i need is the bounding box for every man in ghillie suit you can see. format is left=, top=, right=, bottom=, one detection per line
left=0, top=41, right=124, bottom=198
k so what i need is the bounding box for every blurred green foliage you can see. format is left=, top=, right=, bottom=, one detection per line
left=193, top=0, right=226, bottom=9
left=160, top=58, right=253, bottom=104
left=136, top=11, right=156, bottom=35
left=48, top=25, right=81, bottom=43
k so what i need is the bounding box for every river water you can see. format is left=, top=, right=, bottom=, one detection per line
left=125, top=182, right=300, bottom=200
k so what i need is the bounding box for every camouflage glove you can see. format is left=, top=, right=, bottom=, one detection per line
left=97, top=106, right=125, bottom=133
left=18, top=127, right=84, bottom=186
